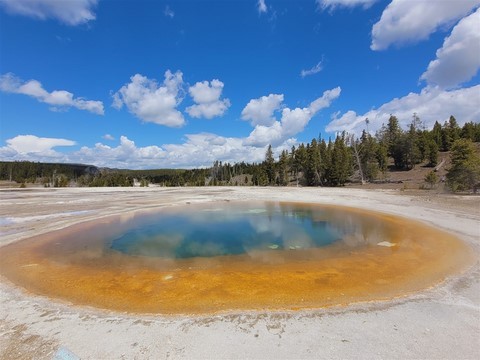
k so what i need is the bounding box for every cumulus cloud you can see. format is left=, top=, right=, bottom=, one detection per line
left=0, top=0, right=98, bottom=25
left=0, top=133, right=272, bottom=169
left=420, top=8, right=480, bottom=89
left=257, top=0, right=267, bottom=14
left=371, top=0, right=479, bottom=51
left=1, top=88, right=337, bottom=168
left=244, top=87, right=341, bottom=147
left=3, top=135, right=75, bottom=154
left=74, top=136, right=166, bottom=168
left=76, top=134, right=271, bottom=168
left=244, top=122, right=284, bottom=148
left=317, top=0, right=378, bottom=11
left=0, top=136, right=167, bottom=169
left=0, top=73, right=104, bottom=115
left=0, top=75, right=341, bottom=169
left=300, top=61, right=323, bottom=78
left=112, top=70, right=185, bottom=127
left=326, top=85, right=480, bottom=135
left=186, top=79, right=231, bottom=119
left=161, top=133, right=264, bottom=167
left=241, top=94, right=284, bottom=127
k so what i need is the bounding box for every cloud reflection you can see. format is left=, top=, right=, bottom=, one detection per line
left=107, top=202, right=393, bottom=262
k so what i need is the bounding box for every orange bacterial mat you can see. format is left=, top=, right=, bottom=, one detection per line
left=0, top=202, right=473, bottom=314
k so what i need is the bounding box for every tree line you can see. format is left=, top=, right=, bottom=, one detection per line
left=235, top=116, right=479, bottom=190
left=0, top=162, right=99, bottom=186
left=1, top=116, right=479, bottom=191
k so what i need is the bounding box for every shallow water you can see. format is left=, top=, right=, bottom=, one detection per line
left=0, top=201, right=472, bottom=314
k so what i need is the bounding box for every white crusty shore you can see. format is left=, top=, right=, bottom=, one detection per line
left=0, top=187, right=479, bottom=359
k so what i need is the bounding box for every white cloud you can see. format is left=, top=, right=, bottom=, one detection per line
left=258, top=0, right=267, bottom=14
left=164, top=5, right=174, bottom=18
left=300, top=61, right=323, bottom=78
left=186, top=79, right=231, bottom=119
left=161, top=133, right=264, bottom=167
left=420, top=8, right=480, bottom=89
left=102, top=134, right=115, bottom=141
left=189, top=80, right=223, bottom=103
left=371, top=0, right=480, bottom=51
left=241, top=94, right=284, bottom=127
left=0, top=0, right=97, bottom=25
left=74, top=136, right=166, bottom=168
left=317, top=0, right=378, bottom=11
left=0, top=85, right=340, bottom=168
left=75, top=134, right=269, bottom=169
left=4, top=135, right=75, bottom=154
left=112, top=70, right=185, bottom=127
left=0, top=84, right=340, bottom=169
left=186, top=101, right=230, bottom=120
left=0, top=73, right=104, bottom=115
left=0, top=133, right=273, bottom=169
left=244, top=87, right=341, bottom=147
left=326, top=85, right=480, bottom=135
left=245, top=122, right=284, bottom=148
left=0, top=135, right=167, bottom=169
left=307, top=87, right=342, bottom=113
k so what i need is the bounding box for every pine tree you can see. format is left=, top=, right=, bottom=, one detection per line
left=278, top=150, right=289, bottom=186
left=376, top=143, right=388, bottom=180
left=441, top=116, right=461, bottom=151
left=385, top=115, right=405, bottom=169
left=306, top=138, right=321, bottom=186
left=424, top=171, right=438, bottom=190
left=405, top=122, right=421, bottom=169
left=264, top=145, right=275, bottom=185
left=446, top=139, right=480, bottom=192
left=295, top=144, right=308, bottom=185
left=461, top=121, right=480, bottom=142
left=431, top=121, right=443, bottom=148
left=359, top=130, right=380, bottom=182
left=329, top=133, right=352, bottom=186
left=318, top=139, right=329, bottom=185
left=426, top=139, right=439, bottom=167
left=289, top=146, right=298, bottom=185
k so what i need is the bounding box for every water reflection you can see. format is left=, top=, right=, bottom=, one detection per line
left=22, top=201, right=396, bottom=268
left=109, top=202, right=386, bottom=260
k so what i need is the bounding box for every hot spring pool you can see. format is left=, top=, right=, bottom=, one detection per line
left=110, top=202, right=346, bottom=258
left=0, top=201, right=471, bottom=314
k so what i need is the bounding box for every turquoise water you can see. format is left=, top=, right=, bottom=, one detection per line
left=110, top=202, right=346, bottom=259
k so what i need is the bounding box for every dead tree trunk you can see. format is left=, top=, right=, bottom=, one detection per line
left=350, top=134, right=365, bottom=185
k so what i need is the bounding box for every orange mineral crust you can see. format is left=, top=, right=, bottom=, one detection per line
left=0, top=203, right=473, bottom=314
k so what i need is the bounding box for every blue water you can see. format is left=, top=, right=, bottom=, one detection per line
left=110, top=202, right=345, bottom=259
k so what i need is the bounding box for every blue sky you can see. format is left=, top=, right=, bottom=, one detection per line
left=0, top=0, right=479, bottom=169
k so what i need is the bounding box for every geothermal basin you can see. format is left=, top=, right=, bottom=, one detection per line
left=0, top=200, right=472, bottom=314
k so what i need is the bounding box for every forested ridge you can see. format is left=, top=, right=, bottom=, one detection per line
left=2, top=116, right=479, bottom=192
